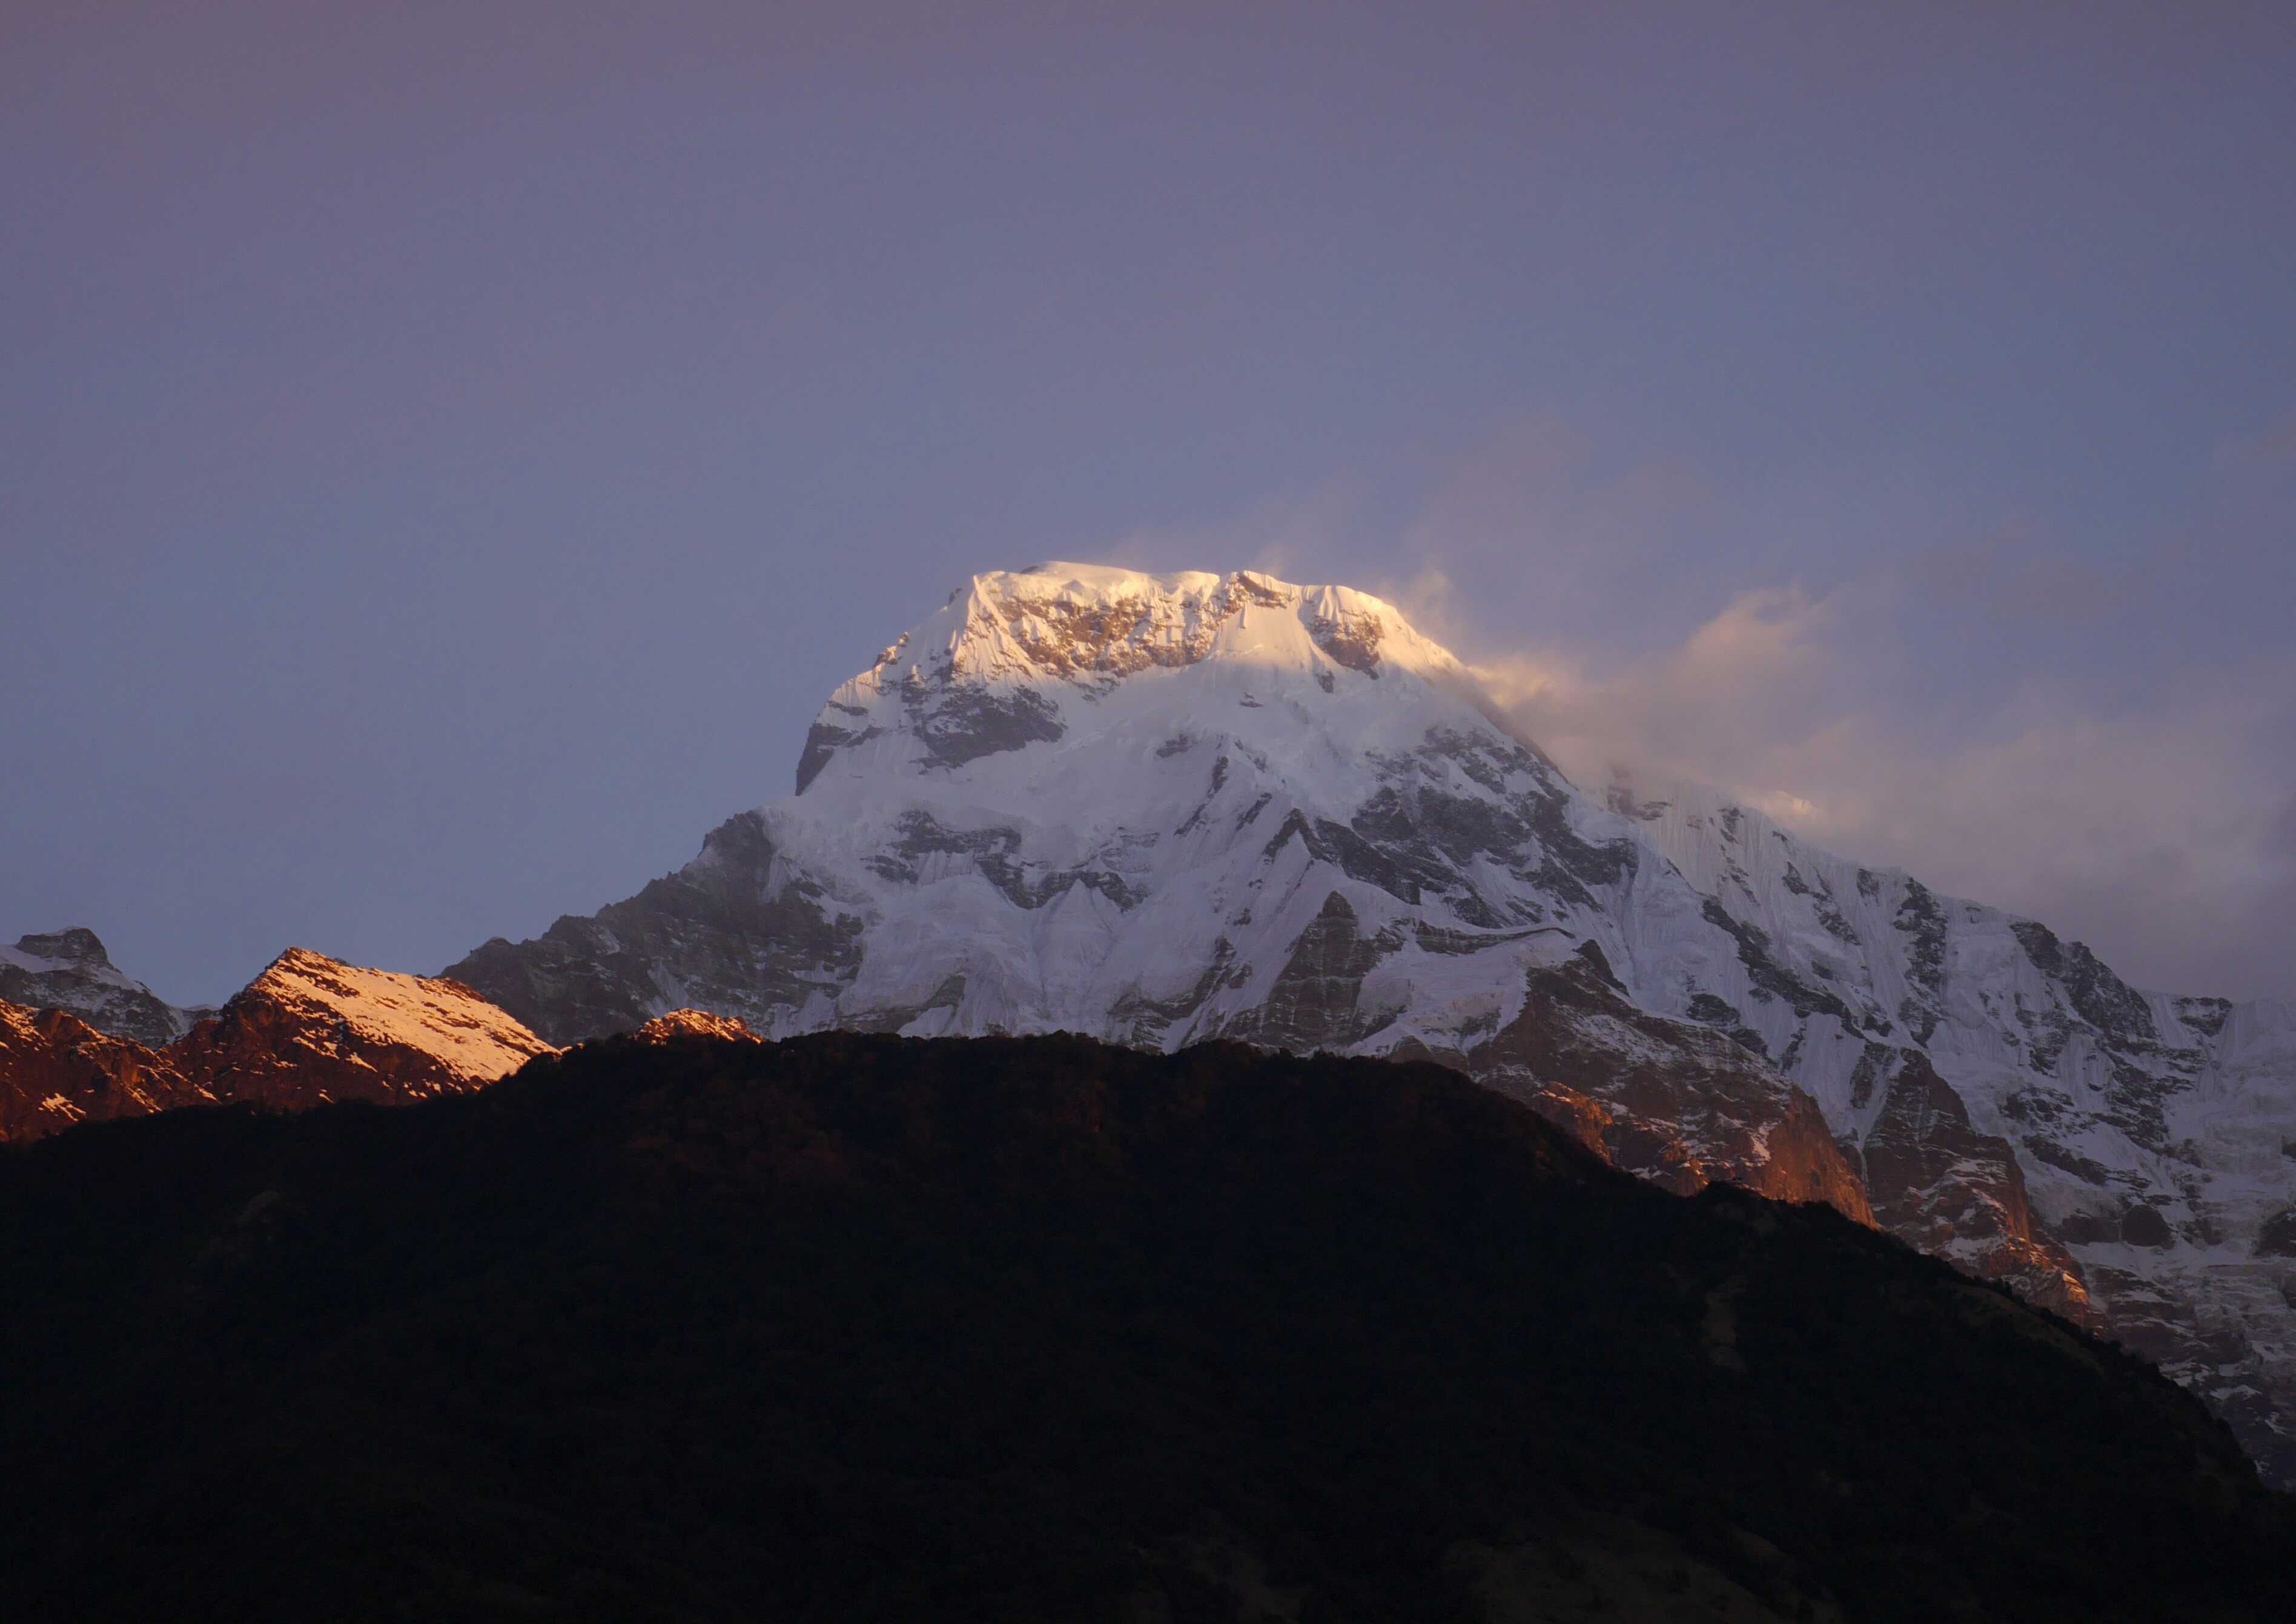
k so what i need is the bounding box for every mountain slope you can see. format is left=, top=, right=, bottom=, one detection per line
left=445, top=563, right=2288, bottom=1472
left=1611, top=774, right=2296, bottom=1480
left=1, top=1030, right=2286, bottom=1622
left=0, top=1003, right=190, bottom=1139
left=0, top=949, right=554, bottom=1142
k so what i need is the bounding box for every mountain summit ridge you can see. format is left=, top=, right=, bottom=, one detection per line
left=0, top=946, right=552, bottom=1138
left=793, top=563, right=1483, bottom=799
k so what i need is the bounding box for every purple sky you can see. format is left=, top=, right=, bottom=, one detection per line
left=5, top=2, right=2293, bottom=1007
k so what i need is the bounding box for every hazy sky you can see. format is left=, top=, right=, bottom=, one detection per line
left=5, top=1, right=2293, bottom=1006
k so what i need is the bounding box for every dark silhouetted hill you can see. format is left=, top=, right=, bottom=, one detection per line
left=1, top=1031, right=2286, bottom=1622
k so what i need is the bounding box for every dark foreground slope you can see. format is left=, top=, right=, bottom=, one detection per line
left=0, top=1033, right=2286, bottom=1623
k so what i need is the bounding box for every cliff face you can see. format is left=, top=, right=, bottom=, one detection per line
left=1853, top=1050, right=2091, bottom=1324
left=0, top=949, right=554, bottom=1143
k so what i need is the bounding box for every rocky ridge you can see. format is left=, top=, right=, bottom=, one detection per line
left=0, top=948, right=554, bottom=1141
left=448, top=563, right=2296, bottom=1478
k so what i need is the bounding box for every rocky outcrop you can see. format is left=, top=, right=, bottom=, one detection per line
left=0, top=928, right=208, bottom=1047
left=0, top=949, right=555, bottom=1144
left=1234, top=892, right=1386, bottom=1052
left=1394, top=953, right=1871, bottom=1219
left=169, top=949, right=557, bottom=1112
left=634, top=1010, right=761, bottom=1045
left=0, top=1003, right=195, bottom=1138
left=1852, top=1050, right=2091, bottom=1324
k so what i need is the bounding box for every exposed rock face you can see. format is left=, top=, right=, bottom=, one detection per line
left=0, top=929, right=209, bottom=1047
left=0, top=1003, right=192, bottom=1138
left=1852, top=1050, right=2089, bottom=1322
left=0, top=949, right=555, bottom=1143
left=1393, top=952, right=1871, bottom=1221
left=441, top=563, right=2296, bottom=1476
left=634, top=1010, right=761, bottom=1045
left=451, top=811, right=862, bottom=1044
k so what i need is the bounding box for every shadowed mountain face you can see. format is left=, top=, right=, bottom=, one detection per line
left=443, top=565, right=2296, bottom=1476
left=0, top=1031, right=2285, bottom=1623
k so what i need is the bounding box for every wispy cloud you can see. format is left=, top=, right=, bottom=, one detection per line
left=1461, top=575, right=2296, bottom=1001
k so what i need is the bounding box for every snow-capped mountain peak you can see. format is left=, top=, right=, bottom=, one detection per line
left=924, top=563, right=1457, bottom=688
left=448, top=563, right=2296, bottom=1481
left=1, top=946, right=556, bottom=1141
left=463, top=563, right=1868, bottom=1221
left=227, top=948, right=557, bottom=1089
